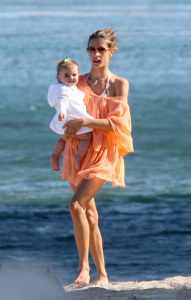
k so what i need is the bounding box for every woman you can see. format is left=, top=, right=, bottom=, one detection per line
left=62, top=28, right=134, bottom=285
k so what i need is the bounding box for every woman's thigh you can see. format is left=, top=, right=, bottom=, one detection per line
left=69, top=178, right=106, bottom=209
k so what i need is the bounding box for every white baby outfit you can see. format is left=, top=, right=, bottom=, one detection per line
left=48, top=83, right=93, bottom=135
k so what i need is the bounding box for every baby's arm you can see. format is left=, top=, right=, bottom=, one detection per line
left=57, top=87, right=70, bottom=121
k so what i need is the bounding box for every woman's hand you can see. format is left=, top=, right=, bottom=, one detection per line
left=63, top=118, right=84, bottom=137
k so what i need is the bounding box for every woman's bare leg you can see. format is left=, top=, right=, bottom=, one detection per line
left=69, top=178, right=107, bottom=284
left=70, top=183, right=108, bottom=284
left=85, top=199, right=108, bottom=284
left=69, top=183, right=90, bottom=284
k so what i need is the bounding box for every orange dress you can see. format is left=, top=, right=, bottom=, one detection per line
left=62, top=75, right=134, bottom=187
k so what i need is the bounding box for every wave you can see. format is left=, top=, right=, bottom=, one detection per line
left=0, top=10, right=189, bottom=19
left=0, top=121, right=35, bottom=128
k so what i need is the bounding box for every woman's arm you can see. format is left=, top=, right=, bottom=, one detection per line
left=82, top=118, right=112, bottom=130
left=63, top=118, right=112, bottom=136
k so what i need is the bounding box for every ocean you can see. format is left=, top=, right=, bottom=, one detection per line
left=0, top=0, right=191, bottom=284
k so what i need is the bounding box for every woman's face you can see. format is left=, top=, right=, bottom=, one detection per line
left=87, top=38, right=113, bottom=69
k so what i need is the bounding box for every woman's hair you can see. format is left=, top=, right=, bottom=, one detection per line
left=57, top=59, right=79, bottom=75
left=88, top=28, right=119, bottom=50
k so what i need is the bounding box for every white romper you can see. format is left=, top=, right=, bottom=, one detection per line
left=47, top=83, right=93, bottom=135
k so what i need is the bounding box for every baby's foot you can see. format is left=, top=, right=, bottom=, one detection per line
left=74, top=154, right=81, bottom=171
left=50, top=154, right=60, bottom=171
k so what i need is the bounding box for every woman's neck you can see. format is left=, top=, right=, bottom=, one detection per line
left=89, top=67, right=109, bottom=79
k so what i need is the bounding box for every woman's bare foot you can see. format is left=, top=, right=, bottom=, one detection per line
left=74, top=268, right=90, bottom=285
left=50, top=154, right=60, bottom=171
left=96, top=274, right=108, bottom=285
left=74, top=154, right=81, bottom=171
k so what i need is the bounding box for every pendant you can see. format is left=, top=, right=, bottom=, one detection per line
left=92, top=80, right=97, bottom=85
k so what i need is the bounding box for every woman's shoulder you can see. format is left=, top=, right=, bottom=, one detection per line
left=110, top=73, right=129, bottom=98
left=79, top=74, right=87, bottom=82
left=77, top=74, right=87, bottom=90
left=113, top=74, right=129, bottom=94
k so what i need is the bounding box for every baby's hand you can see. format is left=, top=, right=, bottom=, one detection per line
left=59, top=113, right=65, bottom=121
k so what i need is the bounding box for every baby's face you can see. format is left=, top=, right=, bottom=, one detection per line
left=57, top=65, right=79, bottom=87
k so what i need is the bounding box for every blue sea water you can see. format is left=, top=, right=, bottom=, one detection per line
left=0, top=0, right=191, bottom=284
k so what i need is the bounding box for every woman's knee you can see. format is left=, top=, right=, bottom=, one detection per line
left=68, top=201, right=84, bottom=218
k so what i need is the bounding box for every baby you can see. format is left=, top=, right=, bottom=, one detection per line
left=48, top=57, right=93, bottom=171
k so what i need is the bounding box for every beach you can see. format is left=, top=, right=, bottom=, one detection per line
left=0, top=267, right=191, bottom=299
left=1, top=0, right=191, bottom=288
left=64, top=276, right=191, bottom=299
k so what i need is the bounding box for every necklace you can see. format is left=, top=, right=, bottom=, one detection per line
left=88, top=73, right=108, bottom=85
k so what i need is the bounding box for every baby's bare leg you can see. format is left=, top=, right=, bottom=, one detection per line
left=74, top=133, right=92, bottom=170
left=50, top=137, right=66, bottom=171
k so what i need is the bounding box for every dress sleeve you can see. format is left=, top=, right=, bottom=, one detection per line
left=107, top=100, right=134, bottom=156
left=57, top=87, right=70, bottom=116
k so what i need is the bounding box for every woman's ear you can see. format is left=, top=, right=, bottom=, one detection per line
left=109, top=49, right=114, bottom=58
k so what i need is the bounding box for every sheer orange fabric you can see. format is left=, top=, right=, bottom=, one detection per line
left=62, top=75, right=134, bottom=187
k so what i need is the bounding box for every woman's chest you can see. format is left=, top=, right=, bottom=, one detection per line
left=87, top=80, right=116, bottom=97
left=85, top=96, right=111, bottom=119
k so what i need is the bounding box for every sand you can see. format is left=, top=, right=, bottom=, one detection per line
left=64, top=276, right=191, bottom=299
left=1, top=266, right=190, bottom=299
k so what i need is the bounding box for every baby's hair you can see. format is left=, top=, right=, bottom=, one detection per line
left=88, top=28, right=119, bottom=50
left=57, top=59, right=79, bottom=75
